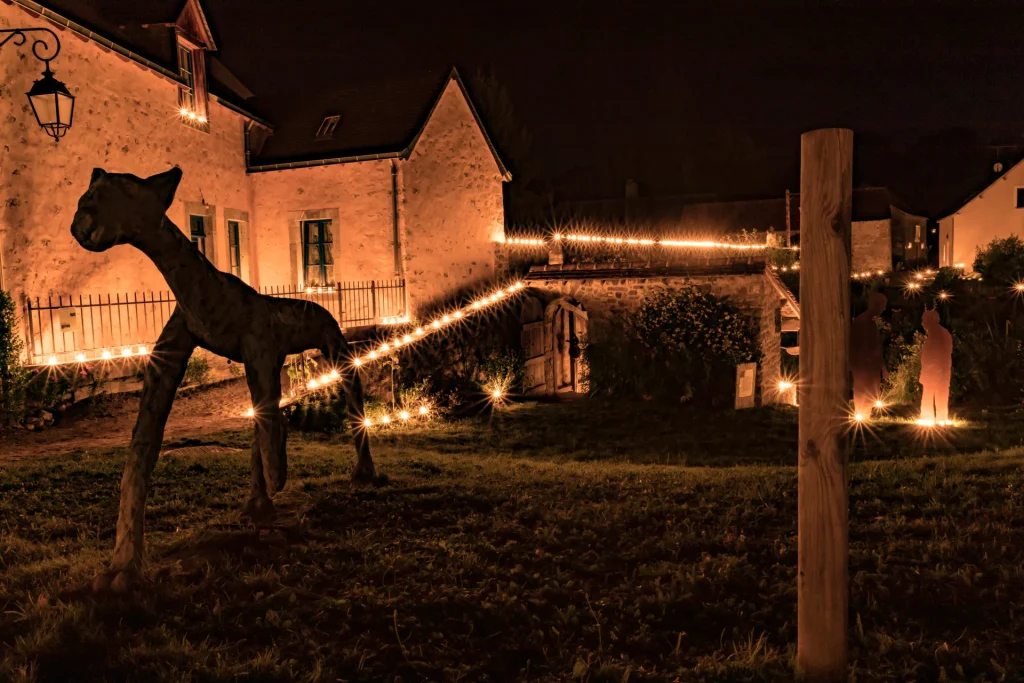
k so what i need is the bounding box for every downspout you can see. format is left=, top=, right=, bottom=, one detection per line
left=391, top=160, right=402, bottom=277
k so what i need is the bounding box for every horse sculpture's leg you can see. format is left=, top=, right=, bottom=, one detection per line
left=94, top=310, right=195, bottom=593
left=244, top=356, right=287, bottom=510
left=321, top=330, right=375, bottom=482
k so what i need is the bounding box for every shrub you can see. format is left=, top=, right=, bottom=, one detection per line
left=586, top=285, right=760, bottom=404
left=973, top=235, right=1024, bottom=286
left=0, top=290, right=29, bottom=427
left=883, top=331, right=925, bottom=405
left=182, top=351, right=211, bottom=386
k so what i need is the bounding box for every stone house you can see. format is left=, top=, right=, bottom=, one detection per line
left=0, top=0, right=509, bottom=363
left=938, top=158, right=1024, bottom=272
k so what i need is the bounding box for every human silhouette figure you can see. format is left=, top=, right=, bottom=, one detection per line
left=850, top=292, right=888, bottom=418
left=919, top=309, right=953, bottom=424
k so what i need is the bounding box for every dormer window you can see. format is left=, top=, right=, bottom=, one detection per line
left=315, top=115, right=340, bottom=140
left=176, top=35, right=208, bottom=130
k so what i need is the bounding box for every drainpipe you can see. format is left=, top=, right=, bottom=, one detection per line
left=391, top=160, right=402, bottom=277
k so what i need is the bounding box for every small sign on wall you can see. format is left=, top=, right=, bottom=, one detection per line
left=58, top=307, right=82, bottom=337
left=735, top=362, right=757, bottom=409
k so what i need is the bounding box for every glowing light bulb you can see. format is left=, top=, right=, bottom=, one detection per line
left=432, top=320, right=441, bottom=329
left=138, top=346, right=148, bottom=355
left=47, top=356, right=57, bottom=366
left=305, top=287, right=313, bottom=294
left=307, top=379, right=318, bottom=389
left=102, top=350, right=112, bottom=360
left=399, top=410, right=410, bottom=421
left=246, top=407, right=255, bottom=418
left=368, top=351, right=377, bottom=360
left=915, top=418, right=936, bottom=427
left=473, top=301, right=481, bottom=308
left=492, top=388, right=503, bottom=399
left=516, top=282, right=524, bottom=289
left=938, top=292, right=949, bottom=300
left=453, top=311, right=463, bottom=319
left=874, top=400, right=885, bottom=409
left=418, top=406, right=428, bottom=415
left=380, top=343, right=390, bottom=352
left=403, top=334, right=412, bottom=343
left=394, top=338, right=403, bottom=347
left=854, top=413, right=864, bottom=422
left=75, top=353, right=86, bottom=363
left=197, top=115, right=207, bottom=124
left=353, top=357, right=363, bottom=367
left=1015, top=283, right=1024, bottom=292
left=320, top=374, right=330, bottom=384
left=415, top=328, right=424, bottom=336
left=330, top=369, right=339, bottom=379
left=363, top=417, right=373, bottom=428
left=442, top=315, right=450, bottom=323
left=778, top=381, right=793, bottom=391
left=381, top=414, right=391, bottom=424
left=187, top=110, right=197, bottom=120
left=122, top=348, right=133, bottom=357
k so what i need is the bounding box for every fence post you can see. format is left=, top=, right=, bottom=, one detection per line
left=797, top=127, right=853, bottom=682
left=24, top=296, right=37, bottom=364
left=371, top=280, right=377, bottom=322
left=336, top=282, right=343, bottom=323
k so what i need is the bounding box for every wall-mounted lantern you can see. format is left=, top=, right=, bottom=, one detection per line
left=1, top=27, right=75, bottom=141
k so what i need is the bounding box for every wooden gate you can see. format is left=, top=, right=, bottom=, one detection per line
left=521, top=296, right=588, bottom=395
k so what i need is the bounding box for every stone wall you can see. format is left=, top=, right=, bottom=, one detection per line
left=851, top=219, right=892, bottom=273
left=249, top=161, right=398, bottom=289
left=0, top=1, right=253, bottom=299
left=401, top=78, right=506, bottom=312
left=525, top=270, right=782, bottom=404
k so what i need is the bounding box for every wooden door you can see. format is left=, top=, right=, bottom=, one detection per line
left=545, top=298, right=588, bottom=394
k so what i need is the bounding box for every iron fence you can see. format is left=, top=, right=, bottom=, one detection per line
left=22, top=279, right=406, bottom=365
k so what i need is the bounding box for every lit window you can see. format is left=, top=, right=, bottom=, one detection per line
left=315, top=115, right=340, bottom=140
left=190, top=215, right=207, bottom=255
left=228, top=220, right=242, bottom=277
left=302, top=220, right=334, bottom=285
left=177, top=43, right=195, bottom=112
left=176, top=37, right=207, bottom=127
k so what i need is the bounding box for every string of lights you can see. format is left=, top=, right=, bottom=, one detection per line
left=257, top=278, right=529, bottom=417
left=500, top=233, right=786, bottom=251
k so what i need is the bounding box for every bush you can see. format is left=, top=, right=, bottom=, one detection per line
left=884, top=331, right=925, bottom=405
left=182, top=351, right=211, bottom=386
left=973, top=235, right=1024, bottom=286
left=585, top=285, right=760, bottom=404
left=0, top=290, right=29, bottom=427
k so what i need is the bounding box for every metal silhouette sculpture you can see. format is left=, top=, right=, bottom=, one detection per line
left=71, top=168, right=374, bottom=592
left=919, top=309, right=953, bottom=424
left=850, top=292, right=888, bottom=419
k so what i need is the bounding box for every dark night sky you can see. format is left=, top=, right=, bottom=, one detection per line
left=207, top=0, right=1024, bottom=214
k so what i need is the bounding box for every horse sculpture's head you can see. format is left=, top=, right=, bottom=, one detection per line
left=71, top=167, right=182, bottom=252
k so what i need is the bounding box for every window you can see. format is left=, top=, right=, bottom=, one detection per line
left=1016, top=188, right=1024, bottom=208
left=190, top=214, right=207, bottom=255
left=228, top=220, right=242, bottom=277
left=315, top=115, right=340, bottom=140
left=176, top=37, right=207, bottom=127
left=177, top=43, right=195, bottom=112
left=302, top=220, right=334, bottom=285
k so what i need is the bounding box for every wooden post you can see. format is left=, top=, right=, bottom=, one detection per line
left=785, top=189, right=792, bottom=248
left=797, top=128, right=852, bottom=682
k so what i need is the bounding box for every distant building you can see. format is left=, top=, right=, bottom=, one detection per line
left=1, top=0, right=509, bottom=363
left=938, top=159, right=1024, bottom=271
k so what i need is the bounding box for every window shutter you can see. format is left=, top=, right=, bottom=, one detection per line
left=205, top=213, right=217, bottom=269
left=289, top=221, right=302, bottom=287
left=240, top=222, right=251, bottom=284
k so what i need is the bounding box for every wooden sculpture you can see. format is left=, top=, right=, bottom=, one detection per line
left=70, top=167, right=374, bottom=592
left=850, top=291, right=888, bottom=418
left=919, top=308, right=953, bottom=424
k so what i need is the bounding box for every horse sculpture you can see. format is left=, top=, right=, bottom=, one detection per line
left=70, top=167, right=374, bottom=592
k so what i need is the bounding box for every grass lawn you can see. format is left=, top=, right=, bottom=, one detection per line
left=1, top=399, right=1023, bottom=681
